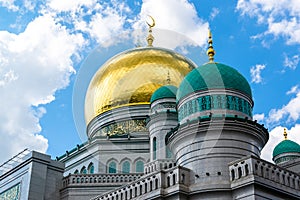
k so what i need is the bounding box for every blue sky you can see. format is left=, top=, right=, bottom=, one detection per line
left=0, top=0, right=300, bottom=163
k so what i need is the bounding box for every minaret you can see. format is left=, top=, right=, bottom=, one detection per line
left=167, top=30, right=269, bottom=198
left=273, top=128, right=300, bottom=164
left=147, top=85, right=178, bottom=162
left=145, top=17, right=177, bottom=162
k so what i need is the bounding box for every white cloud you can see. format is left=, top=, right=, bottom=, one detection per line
left=236, top=0, right=300, bottom=44
left=23, top=0, right=35, bottom=11
left=261, top=126, right=284, bottom=162
left=45, top=0, right=207, bottom=49
left=0, top=0, right=38, bottom=12
left=283, top=54, right=299, bottom=70
left=286, top=85, right=299, bottom=95
left=47, top=0, right=96, bottom=12
left=132, top=0, right=209, bottom=49
left=80, top=7, right=129, bottom=47
left=45, top=0, right=130, bottom=47
left=0, top=70, right=18, bottom=86
left=0, top=14, right=85, bottom=163
left=250, top=64, right=265, bottom=83
left=0, top=0, right=19, bottom=11
left=253, top=113, right=265, bottom=123
left=261, top=124, right=300, bottom=162
left=210, top=8, right=220, bottom=20
left=267, top=89, right=300, bottom=124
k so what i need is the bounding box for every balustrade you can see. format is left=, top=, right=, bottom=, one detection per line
left=229, top=156, right=300, bottom=191
left=62, top=173, right=143, bottom=188
left=91, top=166, right=190, bottom=200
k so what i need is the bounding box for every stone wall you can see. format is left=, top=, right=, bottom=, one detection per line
left=0, top=151, right=64, bottom=200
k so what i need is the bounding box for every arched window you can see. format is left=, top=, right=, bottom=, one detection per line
left=88, top=163, right=94, bottom=174
left=238, top=167, right=242, bottom=179
left=108, top=161, right=117, bottom=173
left=167, top=176, right=170, bottom=187
left=245, top=164, right=249, bottom=176
left=122, top=161, right=130, bottom=173
left=80, top=166, right=87, bottom=174
left=231, top=169, right=235, bottom=181
left=74, top=169, right=79, bottom=174
left=153, top=137, right=157, bottom=160
left=136, top=160, right=144, bottom=173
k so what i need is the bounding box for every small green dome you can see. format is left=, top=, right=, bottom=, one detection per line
left=177, top=63, right=252, bottom=102
left=273, top=140, right=300, bottom=158
left=150, top=85, right=178, bottom=103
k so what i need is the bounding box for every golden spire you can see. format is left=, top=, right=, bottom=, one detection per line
left=207, top=29, right=215, bottom=62
left=146, top=15, right=155, bottom=47
left=283, top=128, right=288, bottom=140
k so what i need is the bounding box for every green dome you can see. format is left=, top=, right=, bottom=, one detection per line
left=177, top=63, right=252, bottom=102
left=273, top=140, right=300, bottom=158
left=150, top=85, right=178, bottom=103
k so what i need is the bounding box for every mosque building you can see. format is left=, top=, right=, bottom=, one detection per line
left=1, top=21, right=300, bottom=200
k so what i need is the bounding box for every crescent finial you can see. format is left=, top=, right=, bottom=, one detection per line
left=146, top=15, right=155, bottom=28
left=146, top=15, right=155, bottom=47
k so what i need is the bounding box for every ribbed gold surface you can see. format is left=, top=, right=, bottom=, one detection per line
left=85, top=47, right=196, bottom=124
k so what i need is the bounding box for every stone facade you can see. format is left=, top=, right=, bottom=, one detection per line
left=0, top=151, right=64, bottom=200
left=60, top=173, right=143, bottom=200
left=230, top=156, right=300, bottom=199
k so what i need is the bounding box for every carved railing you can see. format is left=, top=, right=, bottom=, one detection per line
left=61, top=173, right=143, bottom=188
left=91, top=166, right=190, bottom=200
left=0, top=149, right=31, bottom=176
left=144, top=159, right=176, bottom=174
left=229, top=155, right=300, bottom=190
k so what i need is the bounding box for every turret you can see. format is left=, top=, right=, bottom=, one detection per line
left=166, top=31, right=269, bottom=197
left=147, top=85, right=178, bottom=161
left=273, top=128, right=300, bottom=164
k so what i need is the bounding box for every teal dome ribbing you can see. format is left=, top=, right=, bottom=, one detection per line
left=273, top=140, right=300, bottom=158
left=177, top=63, right=252, bottom=102
left=150, top=85, right=178, bottom=103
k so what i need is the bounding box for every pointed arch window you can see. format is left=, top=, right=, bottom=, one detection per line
left=136, top=160, right=144, bottom=173
left=153, top=137, right=157, bottom=160
left=122, top=161, right=130, bottom=173
left=74, top=169, right=79, bottom=174
left=88, top=163, right=94, bottom=174
left=80, top=166, right=87, bottom=174
left=108, top=161, right=117, bottom=173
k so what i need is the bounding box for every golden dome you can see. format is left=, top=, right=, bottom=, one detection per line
left=85, top=47, right=196, bottom=124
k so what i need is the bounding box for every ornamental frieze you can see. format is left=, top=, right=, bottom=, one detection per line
left=97, top=119, right=147, bottom=136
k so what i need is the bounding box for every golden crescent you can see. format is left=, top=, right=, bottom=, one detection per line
left=146, top=15, right=155, bottom=28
